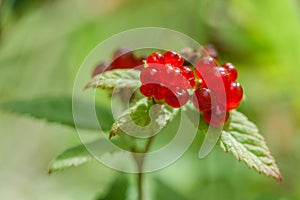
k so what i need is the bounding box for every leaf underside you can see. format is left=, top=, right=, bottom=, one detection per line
left=48, top=143, right=93, bottom=174
left=219, top=110, right=282, bottom=182
left=85, top=69, right=141, bottom=90
left=109, top=98, right=178, bottom=138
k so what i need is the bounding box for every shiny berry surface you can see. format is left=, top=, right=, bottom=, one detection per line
left=140, top=65, right=160, bottom=84
left=202, top=105, right=230, bottom=126
left=192, top=87, right=216, bottom=111
left=146, top=52, right=164, bottom=64
left=222, top=62, right=238, bottom=82
left=165, top=86, right=189, bottom=108
left=163, top=51, right=184, bottom=67
left=181, top=66, right=196, bottom=87
left=195, top=56, right=217, bottom=79
left=202, top=67, right=230, bottom=91
left=225, top=82, right=243, bottom=110
left=111, top=48, right=136, bottom=69
left=154, top=85, right=167, bottom=100
left=140, top=84, right=157, bottom=97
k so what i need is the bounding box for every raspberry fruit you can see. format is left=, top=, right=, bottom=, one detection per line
left=154, top=85, right=168, bottom=100
left=202, top=105, right=230, bottom=126
left=140, top=83, right=157, bottom=97
left=222, top=62, right=238, bottom=82
left=140, top=51, right=194, bottom=108
left=192, top=87, right=216, bottom=111
left=111, top=48, right=136, bottom=69
left=91, top=61, right=111, bottom=77
left=146, top=52, right=164, bottom=64
left=140, top=65, right=161, bottom=84
left=163, top=51, right=184, bottom=67
left=111, top=48, right=144, bottom=69
left=181, top=66, right=196, bottom=88
left=202, top=67, right=231, bottom=91
left=165, top=86, right=189, bottom=108
left=225, top=82, right=243, bottom=110
left=195, top=56, right=217, bottom=80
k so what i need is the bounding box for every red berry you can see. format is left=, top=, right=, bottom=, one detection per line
left=192, top=87, right=216, bottom=111
left=134, top=57, right=145, bottom=70
left=195, top=56, right=217, bottom=79
left=140, top=84, right=157, bottom=97
left=202, top=67, right=230, bottom=91
left=111, top=48, right=137, bottom=69
left=146, top=52, right=164, bottom=64
left=222, top=62, right=238, bottom=82
left=154, top=85, right=167, bottom=100
left=165, top=86, right=189, bottom=108
left=92, top=61, right=111, bottom=77
left=225, top=82, right=243, bottom=110
left=163, top=51, right=184, bottom=67
left=181, top=66, right=196, bottom=88
left=202, top=105, right=230, bottom=126
left=159, top=65, right=191, bottom=90
left=140, top=65, right=161, bottom=84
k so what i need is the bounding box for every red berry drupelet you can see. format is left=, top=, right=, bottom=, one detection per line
left=192, top=56, right=243, bottom=126
left=140, top=51, right=195, bottom=108
left=92, top=48, right=144, bottom=77
left=139, top=49, right=244, bottom=126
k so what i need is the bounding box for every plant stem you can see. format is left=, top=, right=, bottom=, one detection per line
left=135, top=135, right=156, bottom=200
left=137, top=172, right=143, bottom=200
left=135, top=98, right=157, bottom=200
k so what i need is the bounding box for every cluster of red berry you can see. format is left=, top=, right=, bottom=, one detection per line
left=139, top=51, right=195, bottom=108
left=139, top=50, right=243, bottom=126
left=192, top=56, right=243, bottom=126
left=92, top=48, right=144, bottom=77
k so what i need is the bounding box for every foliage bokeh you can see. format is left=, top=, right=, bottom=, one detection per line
left=0, top=0, right=300, bottom=199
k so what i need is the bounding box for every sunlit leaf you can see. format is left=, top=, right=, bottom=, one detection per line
left=109, top=98, right=178, bottom=138
left=219, top=110, right=282, bottom=182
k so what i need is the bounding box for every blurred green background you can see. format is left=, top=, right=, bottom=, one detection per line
left=1, top=0, right=300, bottom=199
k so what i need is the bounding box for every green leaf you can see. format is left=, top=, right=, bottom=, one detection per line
left=85, top=69, right=141, bottom=90
left=219, top=110, right=282, bottom=182
left=154, top=179, right=186, bottom=200
left=48, top=138, right=114, bottom=173
left=109, top=98, right=178, bottom=138
left=96, top=175, right=128, bottom=200
left=48, top=143, right=93, bottom=174
left=0, top=97, right=114, bottom=131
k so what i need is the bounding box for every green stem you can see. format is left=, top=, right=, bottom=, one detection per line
left=135, top=135, right=156, bottom=200
left=135, top=98, right=157, bottom=200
